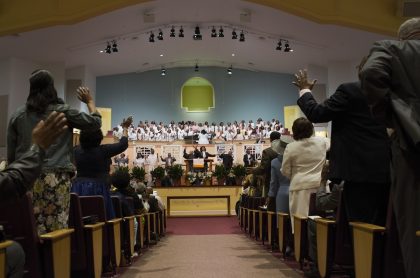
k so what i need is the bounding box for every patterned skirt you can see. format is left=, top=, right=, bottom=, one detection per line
left=31, top=172, right=72, bottom=235
left=71, top=177, right=116, bottom=220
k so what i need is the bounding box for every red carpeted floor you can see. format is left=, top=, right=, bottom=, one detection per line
left=165, top=216, right=242, bottom=235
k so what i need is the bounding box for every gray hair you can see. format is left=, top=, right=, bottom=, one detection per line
left=398, top=18, right=420, bottom=40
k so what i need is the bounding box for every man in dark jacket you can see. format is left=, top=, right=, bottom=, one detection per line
left=293, top=70, right=390, bottom=227
left=360, top=17, right=420, bottom=278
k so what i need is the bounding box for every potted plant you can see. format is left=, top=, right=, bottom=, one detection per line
left=130, top=166, right=146, bottom=189
left=186, top=172, right=197, bottom=186
left=167, top=164, right=184, bottom=186
left=232, top=164, right=247, bottom=185
left=213, top=164, right=227, bottom=185
left=203, top=171, right=213, bottom=186
left=150, top=166, right=165, bottom=187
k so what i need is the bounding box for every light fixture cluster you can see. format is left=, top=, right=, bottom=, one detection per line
left=159, top=64, right=234, bottom=77
left=101, top=40, right=118, bottom=54
left=275, top=39, right=293, bottom=52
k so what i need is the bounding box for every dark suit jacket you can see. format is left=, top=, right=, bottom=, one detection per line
left=243, top=154, right=255, bottom=167
left=297, top=82, right=390, bottom=183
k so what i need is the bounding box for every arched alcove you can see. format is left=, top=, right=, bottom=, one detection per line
left=181, top=77, right=215, bottom=112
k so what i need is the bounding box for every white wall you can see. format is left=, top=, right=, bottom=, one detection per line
left=327, top=60, right=359, bottom=96
left=65, top=65, right=97, bottom=113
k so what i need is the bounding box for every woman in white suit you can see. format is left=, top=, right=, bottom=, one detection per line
left=281, top=117, right=330, bottom=232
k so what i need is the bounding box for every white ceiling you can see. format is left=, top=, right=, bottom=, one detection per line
left=0, top=0, right=392, bottom=77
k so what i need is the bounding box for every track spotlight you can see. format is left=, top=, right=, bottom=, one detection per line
left=218, top=27, right=224, bottom=37
left=284, top=42, right=293, bottom=52
left=194, top=64, right=199, bottom=72
left=157, top=29, right=163, bottom=40
left=105, top=42, right=112, bottom=54
left=170, top=26, right=176, bottom=37
left=227, top=65, right=233, bottom=75
left=161, top=67, right=166, bottom=76
left=211, top=26, right=217, bottom=38
left=232, top=30, right=237, bottom=39
left=193, top=26, right=202, bottom=40
left=239, top=31, right=245, bottom=42
left=111, top=40, right=118, bottom=52
left=179, top=26, right=184, bottom=37
left=149, top=32, right=155, bottom=42
left=276, top=40, right=282, bottom=51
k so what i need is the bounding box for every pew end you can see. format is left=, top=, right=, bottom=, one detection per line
left=350, top=222, right=385, bottom=278
left=277, top=212, right=291, bottom=257
left=0, top=241, right=13, bottom=278
left=293, top=215, right=308, bottom=267
left=315, top=218, right=335, bottom=278
left=39, top=228, right=74, bottom=278
left=84, top=223, right=105, bottom=278
left=106, top=218, right=122, bottom=268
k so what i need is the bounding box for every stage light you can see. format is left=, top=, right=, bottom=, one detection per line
left=211, top=26, right=217, bottom=38
left=105, top=42, right=111, bottom=54
left=193, top=26, right=202, bottom=40
left=157, top=29, right=163, bottom=40
left=149, top=32, right=155, bottom=42
left=276, top=40, right=282, bottom=50
left=170, top=26, right=176, bottom=37
left=161, top=67, right=166, bottom=76
left=194, top=64, right=199, bottom=72
left=284, top=42, right=293, bottom=52
left=179, top=26, right=184, bottom=37
left=218, top=27, right=224, bottom=37
left=239, top=31, right=245, bottom=42
left=111, top=40, right=118, bottom=52
left=227, top=65, right=233, bottom=75
left=232, top=30, right=237, bottom=39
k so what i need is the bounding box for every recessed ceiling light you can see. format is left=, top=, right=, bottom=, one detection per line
left=99, top=50, right=104, bottom=53
left=160, top=54, right=164, bottom=57
left=231, top=53, right=235, bottom=57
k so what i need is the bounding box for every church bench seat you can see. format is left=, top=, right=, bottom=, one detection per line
left=293, top=214, right=308, bottom=269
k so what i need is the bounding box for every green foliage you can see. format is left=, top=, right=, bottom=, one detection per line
left=167, top=164, right=184, bottom=179
left=213, top=164, right=228, bottom=179
left=131, top=166, right=146, bottom=181
left=232, top=164, right=247, bottom=178
left=114, top=166, right=129, bottom=174
left=151, top=166, right=165, bottom=179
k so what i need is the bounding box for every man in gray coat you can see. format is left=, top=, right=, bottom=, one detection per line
left=360, top=17, right=420, bottom=278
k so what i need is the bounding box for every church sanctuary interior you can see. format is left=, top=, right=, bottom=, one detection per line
left=0, top=0, right=418, bottom=277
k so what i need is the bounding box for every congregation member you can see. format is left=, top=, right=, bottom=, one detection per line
left=133, top=153, right=146, bottom=168
left=160, top=153, right=176, bottom=168
left=360, top=17, right=420, bottom=278
left=293, top=67, right=390, bottom=226
left=72, top=117, right=132, bottom=220
left=281, top=118, right=330, bottom=232
left=114, top=153, right=129, bottom=166
left=1, top=111, right=67, bottom=278
left=7, top=70, right=102, bottom=235
left=219, top=150, right=234, bottom=171
left=243, top=148, right=256, bottom=167
left=253, top=131, right=281, bottom=197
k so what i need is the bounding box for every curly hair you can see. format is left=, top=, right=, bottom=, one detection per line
left=79, top=128, right=103, bottom=149
left=111, top=168, right=130, bottom=189
left=292, top=117, right=314, bottom=140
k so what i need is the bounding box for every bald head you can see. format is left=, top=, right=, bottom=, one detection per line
left=398, top=17, right=420, bottom=40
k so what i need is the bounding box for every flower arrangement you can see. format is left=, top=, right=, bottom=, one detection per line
left=213, top=164, right=228, bottom=179
left=186, top=171, right=198, bottom=183
left=232, top=164, right=247, bottom=178
left=167, top=164, right=184, bottom=180
left=150, top=166, right=165, bottom=180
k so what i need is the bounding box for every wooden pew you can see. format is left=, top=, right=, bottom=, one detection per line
left=315, top=191, right=353, bottom=278
left=111, top=196, right=135, bottom=262
left=79, top=196, right=122, bottom=272
left=266, top=211, right=276, bottom=249
left=0, top=194, right=73, bottom=278
left=293, top=214, right=308, bottom=269
left=277, top=212, right=292, bottom=258
left=0, top=240, right=12, bottom=278
left=69, top=193, right=104, bottom=278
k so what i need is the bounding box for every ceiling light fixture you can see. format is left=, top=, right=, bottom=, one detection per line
left=170, top=26, right=176, bottom=37
left=149, top=32, right=155, bottom=42
left=161, top=67, right=166, bottom=76
left=276, top=40, right=282, bottom=50
left=193, top=26, right=202, bottom=40
left=239, top=31, right=245, bottom=42
left=211, top=26, right=217, bottom=38
left=232, top=30, right=237, bottom=39
left=227, top=65, right=233, bottom=75
left=157, top=29, right=163, bottom=40
left=111, top=40, right=118, bottom=52
left=105, top=42, right=112, bottom=54
left=179, top=26, right=184, bottom=38
left=194, top=63, right=199, bottom=72
left=284, top=41, right=293, bottom=52
left=218, top=27, right=224, bottom=38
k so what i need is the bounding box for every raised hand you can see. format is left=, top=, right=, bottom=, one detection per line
left=76, top=87, right=93, bottom=104
left=292, top=69, right=317, bottom=90
left=32, top=111, right=68, bottom=150
left=121, top=116, right=133, bottom=128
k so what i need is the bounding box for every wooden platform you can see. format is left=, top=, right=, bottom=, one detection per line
left=156, top=186, right=242, bottom=217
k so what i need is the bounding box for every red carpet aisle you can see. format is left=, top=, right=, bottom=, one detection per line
left=121, top=217, right=302, bottom=278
